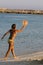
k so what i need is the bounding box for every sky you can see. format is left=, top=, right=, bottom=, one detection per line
left=0, top=0, right=43, bottom=10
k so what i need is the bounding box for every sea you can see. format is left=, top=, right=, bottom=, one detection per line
left=0, top=13, right=43, bottom=57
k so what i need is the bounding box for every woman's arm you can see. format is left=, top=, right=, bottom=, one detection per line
left=16, top=20, right=28, bottom=32
left=1, top=30, right=10, bottom=40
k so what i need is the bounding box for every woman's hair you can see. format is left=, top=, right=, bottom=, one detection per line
left=11, top=24, right=16, bottom=29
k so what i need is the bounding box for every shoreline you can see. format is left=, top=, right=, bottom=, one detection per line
left=14, top=51, right=43, bottom=61
left=0, top=51, right=43, bottom=65
left=0, top=8, right=43, bottom=14
left=0, top=51, right=43, bottom=62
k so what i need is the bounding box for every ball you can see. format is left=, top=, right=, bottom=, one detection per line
left=23, top=20, right=28, bottom=27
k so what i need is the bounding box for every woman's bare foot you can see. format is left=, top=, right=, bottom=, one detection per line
left=4, top=57, right=8, bottom=60
left=14, top=56, right=17, bottom=59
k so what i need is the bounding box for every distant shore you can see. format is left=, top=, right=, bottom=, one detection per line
left=0, top=8, right=43, bottom=14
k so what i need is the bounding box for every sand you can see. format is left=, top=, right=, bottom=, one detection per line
left=0, top=51, right=43, bottom=65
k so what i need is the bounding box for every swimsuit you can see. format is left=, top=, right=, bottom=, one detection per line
left=8, top=39, right=14, bottom=43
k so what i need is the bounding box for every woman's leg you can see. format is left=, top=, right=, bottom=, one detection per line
left=5, top=44, right=11, bottom=58
left=11, top=43, right=16, bottom=58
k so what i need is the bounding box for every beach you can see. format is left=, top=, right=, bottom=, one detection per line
left=0, top=60, right=43, bottom=65
left=0, top=51, right=43, bottom=65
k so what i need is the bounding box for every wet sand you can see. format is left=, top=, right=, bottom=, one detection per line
left=0, top=51, right=43, bottom=65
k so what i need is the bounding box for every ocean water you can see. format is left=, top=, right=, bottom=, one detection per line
left=0, top=13, right=43, bottom=57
